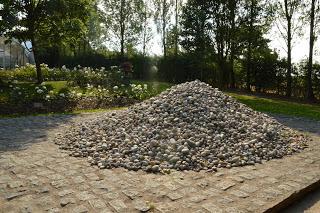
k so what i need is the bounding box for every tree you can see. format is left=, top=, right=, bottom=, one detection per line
left=305, top=0, right=319, bottom=101
left=103, top=0, right=144, bottom=59
left=0, top=0, right=92, bottom=83
left=173, top=0, right=182, bottom=57
left=240, top=0, right=272, bottom=91
left=87, top=2, right=105, bottom=50
left=228, top=0, right=241, bottom=88
left=275, top=0, right=302, bottom=97
left=153, top=0, right=174, bottom=58
left=141, top=0, right=153, bottom=57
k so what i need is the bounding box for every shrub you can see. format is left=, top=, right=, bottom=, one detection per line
left=68, top=66, right=124, bottom=89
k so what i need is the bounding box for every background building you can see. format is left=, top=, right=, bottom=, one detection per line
left=0, top=37, right=33, bottom=69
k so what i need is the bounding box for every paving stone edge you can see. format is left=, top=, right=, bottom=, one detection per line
left=264, top=178, right=320, bottom=213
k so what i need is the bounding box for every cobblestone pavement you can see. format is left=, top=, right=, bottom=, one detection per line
left=0, top=113, right=320, bottom=213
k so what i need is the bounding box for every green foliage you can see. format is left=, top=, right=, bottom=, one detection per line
left=68, top=66, right=124, bottom=89
left=102, top=0, right=145, bottom=56
left=0, top=0, right=93, bottom=83
left=0, top=64, right=70, bottom=82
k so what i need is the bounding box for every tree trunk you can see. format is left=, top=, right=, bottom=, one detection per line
left=120, top=0, right=125, bottom=59
left=285, top=0, right=292, bottom=97
left=143, top=4, right=147, bottom=57
left=174, top=0, right=179, bottom=57
left=306, top=0, right=316, bottom=101
left=229, top=0, right=236, bottom=89
left=246, top=0, right=254, bottom=92
left=31, top=38, right=43, bottom=84
left=162, top=0, right=167, bottom=58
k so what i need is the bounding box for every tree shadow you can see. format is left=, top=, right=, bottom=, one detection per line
left=283, top=187, right=320, bottom=213
left=269, top=114, right=320, bottom=137
left=0, top=113, right=78, bottom=153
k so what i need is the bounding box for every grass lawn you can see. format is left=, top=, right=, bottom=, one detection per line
left=227, top=92, right=320, bottom=120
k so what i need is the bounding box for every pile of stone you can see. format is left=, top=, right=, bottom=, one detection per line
left=55, top=80, right=308, bottom=172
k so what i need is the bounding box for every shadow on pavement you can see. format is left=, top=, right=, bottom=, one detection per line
left=270, top=114, right=320, bottom=137
left=0, top=114, right=78, bottom=153
left=283, top=187, right=320, bottom=213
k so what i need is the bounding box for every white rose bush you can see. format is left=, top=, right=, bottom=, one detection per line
left=1, top=64, right=162, bottom=114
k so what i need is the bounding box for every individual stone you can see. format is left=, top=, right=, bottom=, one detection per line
left=109, top=200, right=127, bottom=212
left=202, top=203, right=223, bottom=213
left=239, top=184, right=258, bottom=193
left=122, top=189, right=139, bottom=200
left=216, top=180, right=236, bottom=191
left=133, top=199, right=150, bottom=212
left=229, top=190, right=249, bottom=198
left=89, top=199, right=107, bottom=209
left=72, top=205, right=88, bottom=213
left=5, top=192, right=25, bottom=200
left=58, top=189, right=73, bottom=197
left=60, top=197, right=75, bottom=207
left=76, top=191, right=96, bottom=201
left=167, top=191, right=183, bottom=201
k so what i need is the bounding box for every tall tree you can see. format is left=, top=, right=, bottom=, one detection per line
left=276, top=0, right=302, bottom=97
left=0, top=0, right=91, bottom=83
left=241, top=0, right=272, bottom=91
left=305, top=0, right=319, bottom=101
left=153, top=0, right=173, bottom=58
left=87, top=2, right=105, bottom=50
left=173, top=0, right=182, bottom=57
left=228, top=0, right=240, bottom=88
left=141, top=0, right=153, bottom=57
left=103, top=0, right=144, bottom=58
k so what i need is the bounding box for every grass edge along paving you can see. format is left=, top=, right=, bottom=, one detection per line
left=227, top=92, right=320, bottom=121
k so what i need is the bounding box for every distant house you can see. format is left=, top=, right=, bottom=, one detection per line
left=0, top=37, right=33, bottom=69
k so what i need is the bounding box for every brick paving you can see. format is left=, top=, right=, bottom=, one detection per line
left=0, top=113, right=319, bottom=213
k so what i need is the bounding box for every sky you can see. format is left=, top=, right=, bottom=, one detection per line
left=148, top=26, right=317, bottom=63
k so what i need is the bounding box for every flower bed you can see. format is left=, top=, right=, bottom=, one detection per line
left=0, top=64, right=171, bottom=115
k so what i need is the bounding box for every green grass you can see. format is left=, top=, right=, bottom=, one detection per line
left=227, top=92, right=320, bottom=120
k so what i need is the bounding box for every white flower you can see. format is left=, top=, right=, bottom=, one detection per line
left=49, top=90, right=54, bottom=94
left=113, top=86, right=119, bottom=90
left=15, top=65, right=19, bottom=68
left=41, top=82, right=46, bottom=86
left=35, top=86, right=39, bottom=90
left=59, top=93, right=65, bottom=97
left=9, top=85, right=13, bottom=88
left=37, top=89, right=43, bottom=94
left=18, top=92, right=22, bottom=95
left=62, top=65, right=67, bottom=70
left=144, top=84, right=148, bottom=90
left=46, top=95, right=50, bottom=99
